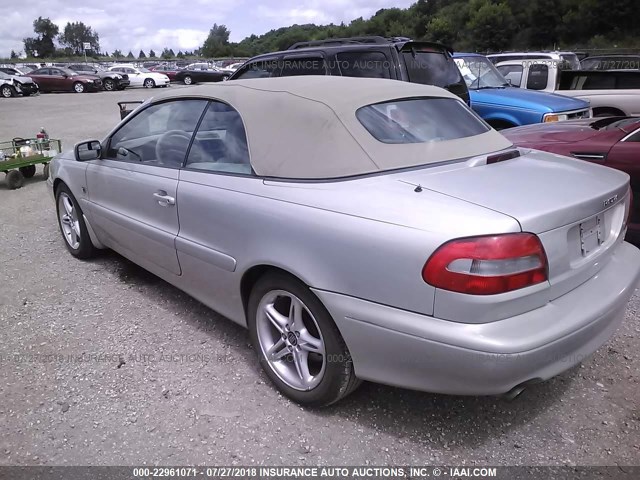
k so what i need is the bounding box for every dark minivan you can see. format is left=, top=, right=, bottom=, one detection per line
left=229, top=36, right=470, bottom=104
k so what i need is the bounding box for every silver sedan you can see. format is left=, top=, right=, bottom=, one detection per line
left=48, top=76, right=640, bottom=406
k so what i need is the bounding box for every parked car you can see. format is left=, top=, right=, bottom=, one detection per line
left=0, top=66, right=32, bottom=76
left=581, top=55, right=640, bottom=71
left=150, top=64, right=180, bottom=81
left=495, top=59, right=640, bottom=117
left=107, top=65, right=169, bottom=88
left=174, top=66, right=229, bottom=85
left=453, top=53, right=590, bottom=129
left=26, top=67, right=102, bottom=93
left=229, top=36, right=470, bottom=104
left=488, top=51, right=581, bottom=70
left=0, top=70, right=39, bottom=97
left=503, top=116, right=640, bottom=243
left=66, top=63, right=130, bottom=91
left=48, top=76, right=640, bottom=406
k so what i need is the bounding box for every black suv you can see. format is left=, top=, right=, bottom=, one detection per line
left=229, top=36, right=469, bottom=104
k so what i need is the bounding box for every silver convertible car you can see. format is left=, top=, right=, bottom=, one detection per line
left=49, top=76, right=640, bottom=406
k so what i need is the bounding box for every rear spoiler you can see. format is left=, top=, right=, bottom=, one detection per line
left=397, top=41, right=454, bottom=55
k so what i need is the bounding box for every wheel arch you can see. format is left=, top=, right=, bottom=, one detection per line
left=592, top=106, right=626, bottom=117
left=240, top=264, right=310, bottom=319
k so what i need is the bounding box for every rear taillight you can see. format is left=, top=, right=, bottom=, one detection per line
left=422, top=233, right=548, bottom=295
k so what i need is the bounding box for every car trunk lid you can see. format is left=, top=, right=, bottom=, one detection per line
left=396, top=149, right=630, bottom=301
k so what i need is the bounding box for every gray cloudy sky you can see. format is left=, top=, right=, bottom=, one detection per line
left=1, top=0, right=414, bottom=57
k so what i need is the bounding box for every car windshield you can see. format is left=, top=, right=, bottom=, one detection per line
left=357, top=98, right=490, bottom=144
left=138, top=67, right=151, bottom=73
left=60, top=68, right=78, bottom=76
left=455, top=56, right=510, bottom=89
left=0, top=71, right=10, bottom=79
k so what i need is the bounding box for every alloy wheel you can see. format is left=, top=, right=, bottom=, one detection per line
left=256, top=290, right=326, bottom=391
left=58, top=192, right=81, bottom=249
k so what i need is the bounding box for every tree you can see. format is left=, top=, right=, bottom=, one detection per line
left=112, top=49, right=123, bottom=58
left=201, top=24, right=231, bottom=57
left=10, top=50, right=20, bottom=59
left=59, top=21, right=100, bottom=55
left=177, top=50, right=184, bottom=58
left=149, top=49, right=156, bottom=58
left=138, top=50, right=146, bottom=58
left=161, top=47, right=175, bottom=59
left=465, top=0, right=516, bottom=51
left=23, top=16, right=59, bottom=57
left=126, top=51, right=135, bottom=58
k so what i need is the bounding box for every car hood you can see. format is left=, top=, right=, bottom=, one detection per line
left=470, top=87, right=589, bottom=113
left=12, top=75, right=35, bottom=84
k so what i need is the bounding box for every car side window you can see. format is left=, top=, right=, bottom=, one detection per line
left=336, top=51, right=391, bottom=79
left=106, top=100, right=208, bottom=168
left=625, top=129, right=640, bottom=142
left=526, top=64, right=549, bottom=90
left=234, top=60, right=280, bottom=79
left=281, top=56, right=327, bottom=76
left=185, top=101, right=252, bottom=175
left=497, top=65, right=523, bottom=87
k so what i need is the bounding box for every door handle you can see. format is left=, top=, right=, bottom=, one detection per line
left=153, top=191, right=175, bottom=206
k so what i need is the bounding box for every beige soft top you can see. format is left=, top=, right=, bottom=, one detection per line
left=154, top=76, right=512, bottom=179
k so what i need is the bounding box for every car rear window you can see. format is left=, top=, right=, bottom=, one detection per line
left=356, top=98, right=489, bottom=144
left=401, top=48, right=463, bottom=88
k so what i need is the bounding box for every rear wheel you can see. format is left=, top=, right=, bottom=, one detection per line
left=1, top=84, right=16, bottom=98
left=55, top=184, right=96, bottom=259
left=248, top=273, right=360, bottom=407
left=73, top=82, right=85, bottom=93
left=183, top=75, right=193, bottom=85
left=5, top=170, right=24, bottom=189
left=143, top=78, right=155, bottom=88
left=19, top=165, right=36, bottom=178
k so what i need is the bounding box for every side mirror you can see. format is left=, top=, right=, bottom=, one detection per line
left=75, top=140, right=101, bottom=161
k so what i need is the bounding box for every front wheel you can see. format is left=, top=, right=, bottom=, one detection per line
left=183, top=75, right=193, bottom=85
left=73, top=82, right=85, bottom=93
left=6, top=170, right=24, bottom=189
left=55, top=184, right=96, bottom=259
left=103, top=78, right=116, bottom=91
left=1, top=84, right=16, bottom=98
left=143, top=78, right=156, bottom=88
left=248, top=273, right=360, bottom=407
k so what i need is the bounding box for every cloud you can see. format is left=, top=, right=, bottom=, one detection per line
left=0, top=0, right=415, bottom=57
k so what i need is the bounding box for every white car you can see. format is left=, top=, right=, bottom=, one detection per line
left=108, top=65, right=170, bottom=88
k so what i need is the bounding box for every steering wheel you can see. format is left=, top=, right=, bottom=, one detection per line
left=155, top=130, right=205, bottom=167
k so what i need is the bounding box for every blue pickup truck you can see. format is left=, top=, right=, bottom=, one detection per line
left=453, top=53, right=591, bottom=129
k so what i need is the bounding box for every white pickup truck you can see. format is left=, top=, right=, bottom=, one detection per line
left=494, top=58, right=640, bottom=117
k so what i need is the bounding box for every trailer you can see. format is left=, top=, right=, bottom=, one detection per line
left=0, top=137, right=62, bottom=190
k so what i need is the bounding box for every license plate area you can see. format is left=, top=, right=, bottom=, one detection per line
left=579, top=214, right=603, bottom=257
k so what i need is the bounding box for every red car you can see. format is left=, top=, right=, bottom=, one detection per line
left=503, top=117, right=640, bottom=242
left=149, top=65, right=179, bottom=81
left=26, top=67, right=102, bottom=93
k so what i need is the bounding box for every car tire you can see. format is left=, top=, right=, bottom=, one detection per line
left=5, top=170, right=24, bottom=189
left=248, top=272, right=361, bottom=407
left=143, top=78, right=156, bottom=88
left=19, top=165, right=36, bottom=178
left=73, top=82, right=85, bottom=93
left=183, top=75, right=193, bottom=85
left=55, top=184, right=96, bottom=259
left=43, top=163, right=50, bottom=179
left=103, top=78, right=116, bottom=91
left=1, top=84, right=16, bottom=98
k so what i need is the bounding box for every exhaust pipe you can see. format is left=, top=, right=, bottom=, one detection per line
left=502, top=379, right=541, bottom=402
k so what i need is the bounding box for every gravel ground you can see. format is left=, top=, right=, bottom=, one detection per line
left=0, top=88, right=639, bottom=468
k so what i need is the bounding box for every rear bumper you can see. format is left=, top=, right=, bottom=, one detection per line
left=313, top=241, right=640, bottom=395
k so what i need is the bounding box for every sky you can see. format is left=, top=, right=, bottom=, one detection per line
left=0, top=0, right=416, bottom=57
